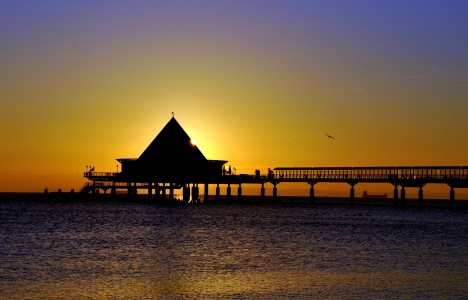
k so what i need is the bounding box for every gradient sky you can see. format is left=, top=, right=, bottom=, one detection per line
left=1, top=1, right=467, bottom=195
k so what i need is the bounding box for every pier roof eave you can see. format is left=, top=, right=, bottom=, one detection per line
left=207, top=160, right=228, bottom=164
left=116, top=158, right=138, bottom=162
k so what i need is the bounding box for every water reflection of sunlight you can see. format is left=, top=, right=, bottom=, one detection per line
left=4, top=201, right=468, bottom=299
left=6, top=268, right=467, bottom=299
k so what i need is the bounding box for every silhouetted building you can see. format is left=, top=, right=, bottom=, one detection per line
left=116, top=117, right=227, bottom=182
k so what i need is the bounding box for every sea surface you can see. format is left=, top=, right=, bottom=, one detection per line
left=1, top=196, right=467, bottom=299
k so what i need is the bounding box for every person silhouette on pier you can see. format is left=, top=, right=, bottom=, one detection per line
left=268, top=168, right=274, bottom=179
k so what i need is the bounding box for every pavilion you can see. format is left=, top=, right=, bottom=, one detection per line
left=83, top=117, right=229, bottom=201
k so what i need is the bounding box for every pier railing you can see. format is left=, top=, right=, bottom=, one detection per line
left=84, top=171, right=270, bottom=181
left=82, top=181, right=156, bottom=187
left=274, top=167, right=468, bottom=182
left=83, top=167, right=468, bottom=185
left=84, top=172, right=119, bottom=177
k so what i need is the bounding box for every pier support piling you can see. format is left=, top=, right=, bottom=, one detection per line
left=111, top=182, right=116, bottom=198
left=183, top=184, right=190, bottom=202
left=260, top=182, right=265, bottom=202
left=308, top=182, right=316, bottom=203
left=238, top=184, right=242, bottom=201
left=148, top=182, right=153, bottom=200
left=204, top=183, right=209, bottom=202
left=93, top=180, right=97, bottom=195
left=227, top=184, right=231, bottom=201
left=393, top=185, right=399, bottom=206
left=272, top=183, right=278, bottom=202
left=450, top=186, right=455, bottom=207
left=400, top=187, right=406, bottom=206
left=162, top=183, right=166, bottom=200
left=192, top=184, right=199, bottom=202
left=126, top=182, right=131, bottom=197
left=348, top=182, right=357, bottom=205
left=155, top=184, right=161, bottom=200
left=216, top=184, right=220, bottom=201
left=418, top=186, right=424, bottom=207
left=169, top=184, right=174, bottom=200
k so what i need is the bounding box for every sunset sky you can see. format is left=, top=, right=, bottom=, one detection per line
left=1, top=1, right=467, bottom=196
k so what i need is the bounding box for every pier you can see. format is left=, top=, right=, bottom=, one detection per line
left=80, top=117, right=468, bottom=206
left=82, top=166, right=468, bottom=206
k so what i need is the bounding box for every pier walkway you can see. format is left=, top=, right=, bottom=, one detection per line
left=82, top=166, right=468, bottom=206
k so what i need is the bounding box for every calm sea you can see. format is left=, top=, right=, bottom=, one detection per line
left=1, top=196, right=467, bottom=299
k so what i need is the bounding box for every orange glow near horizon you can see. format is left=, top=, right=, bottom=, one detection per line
left=1, top=2, right=467, bottom=196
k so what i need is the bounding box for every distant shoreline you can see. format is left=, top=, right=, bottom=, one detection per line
left=1, top=192, right=467, bottom=208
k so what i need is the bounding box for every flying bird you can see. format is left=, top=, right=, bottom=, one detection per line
left=325, top=134, right=334, bottom=139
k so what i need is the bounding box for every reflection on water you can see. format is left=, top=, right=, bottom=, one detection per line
left=1, top=198, right=467, bottom=299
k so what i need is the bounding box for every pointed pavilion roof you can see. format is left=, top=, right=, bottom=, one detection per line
left=138, top=117, right=207, bottom=166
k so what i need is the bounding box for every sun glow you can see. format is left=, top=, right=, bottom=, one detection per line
left=191, top=139, right=197, bottom=145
